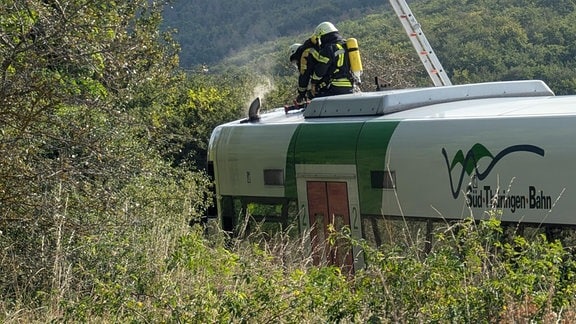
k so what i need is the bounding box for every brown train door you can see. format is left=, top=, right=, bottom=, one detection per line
left=306, top=181, right=354, bottom=272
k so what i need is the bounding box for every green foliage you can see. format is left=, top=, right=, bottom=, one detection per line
left=353, top=216, right=576, bottom=322
left=418, top=0, right=576, bottom=94
left=0, top=0, right=213, bottom=320
left=162, top=229, right=364, bottom=323
left=131, top=66, right=258, bottom=170
left=4, top=0, right=576, bottom=322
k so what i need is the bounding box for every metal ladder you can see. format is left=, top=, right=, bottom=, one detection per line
left=389, top=0, right=452, bottom=86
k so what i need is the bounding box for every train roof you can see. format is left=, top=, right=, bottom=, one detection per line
left=232, top=80, right=576, bottom=126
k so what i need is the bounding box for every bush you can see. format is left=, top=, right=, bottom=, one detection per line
left=354, top=216, right=576, bottom=322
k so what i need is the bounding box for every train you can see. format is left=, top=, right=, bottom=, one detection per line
left=207, top=80, right=576, bottom=270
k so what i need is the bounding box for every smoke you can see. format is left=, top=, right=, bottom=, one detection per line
left=246, top=76, right=274, bottom=111
left=252, top=77, right=274, bottom=99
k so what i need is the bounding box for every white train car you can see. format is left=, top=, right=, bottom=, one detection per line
left=207, top=80, right=576, bottom=270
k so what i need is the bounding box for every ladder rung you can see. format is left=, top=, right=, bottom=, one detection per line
left=390, top=0, right=452, bottom=86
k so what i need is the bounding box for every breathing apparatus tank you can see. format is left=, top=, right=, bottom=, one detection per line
left=346, top=38, right=363, bottom=83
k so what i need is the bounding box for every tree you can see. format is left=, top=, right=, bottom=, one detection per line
left=0, top=0, right=213, bottom=308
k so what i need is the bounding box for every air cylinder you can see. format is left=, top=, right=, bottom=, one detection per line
left=346, top=38, right=363, bottom=83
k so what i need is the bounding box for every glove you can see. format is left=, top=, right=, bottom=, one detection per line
left=296, top=92, right=307, bottom=104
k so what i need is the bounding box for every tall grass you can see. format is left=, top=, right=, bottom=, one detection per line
left=3, top=203, right=576, bottom=322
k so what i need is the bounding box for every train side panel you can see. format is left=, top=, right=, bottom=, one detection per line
left=211, top=123, right=299, bottom=198
left=208, top=87, right=576, bottom=234
left=383, top=114, right=576, bottom=224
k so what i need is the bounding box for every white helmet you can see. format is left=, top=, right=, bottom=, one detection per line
left=289, top=43, right=302, bottom=57
left=314, top=22, right=338, bottom=37
left=289, top=43, right=302, bottom=62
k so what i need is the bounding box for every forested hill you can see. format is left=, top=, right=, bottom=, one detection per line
left=164, top=0, right=576, bottom=95
left=162, top=0, right=384, bottom=67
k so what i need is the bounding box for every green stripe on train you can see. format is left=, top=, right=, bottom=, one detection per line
left=285, top=120, right=400, bottom=214
left=357, top=121, right=400, bottom=215
left=285, top=122, right=363, bottom=198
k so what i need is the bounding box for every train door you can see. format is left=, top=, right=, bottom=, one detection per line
left=296, top=164, right=364, bottom=272
left=306, top=181, right=353, bottom=271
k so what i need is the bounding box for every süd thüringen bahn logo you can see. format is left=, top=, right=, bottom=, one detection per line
left=442, top=143, right=545, bottom=199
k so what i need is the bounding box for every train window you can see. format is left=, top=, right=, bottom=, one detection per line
left=371, top=170, right=396, bottom=189
left=264, top=169, right=284, bottom=185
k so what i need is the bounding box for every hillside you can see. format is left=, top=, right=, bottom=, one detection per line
left=162, top=0, right=385, bottom=68
left=164, top=0, right=576, bottom=96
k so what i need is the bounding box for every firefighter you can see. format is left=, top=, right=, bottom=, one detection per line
left=309, top=22, right=354, bottom=97
left=289, top=37, right=318, bottom=104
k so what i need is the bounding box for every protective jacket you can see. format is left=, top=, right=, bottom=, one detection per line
left=310, top=32, right=353, bottom=97
left=291, top=39, right=318, bottom=97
